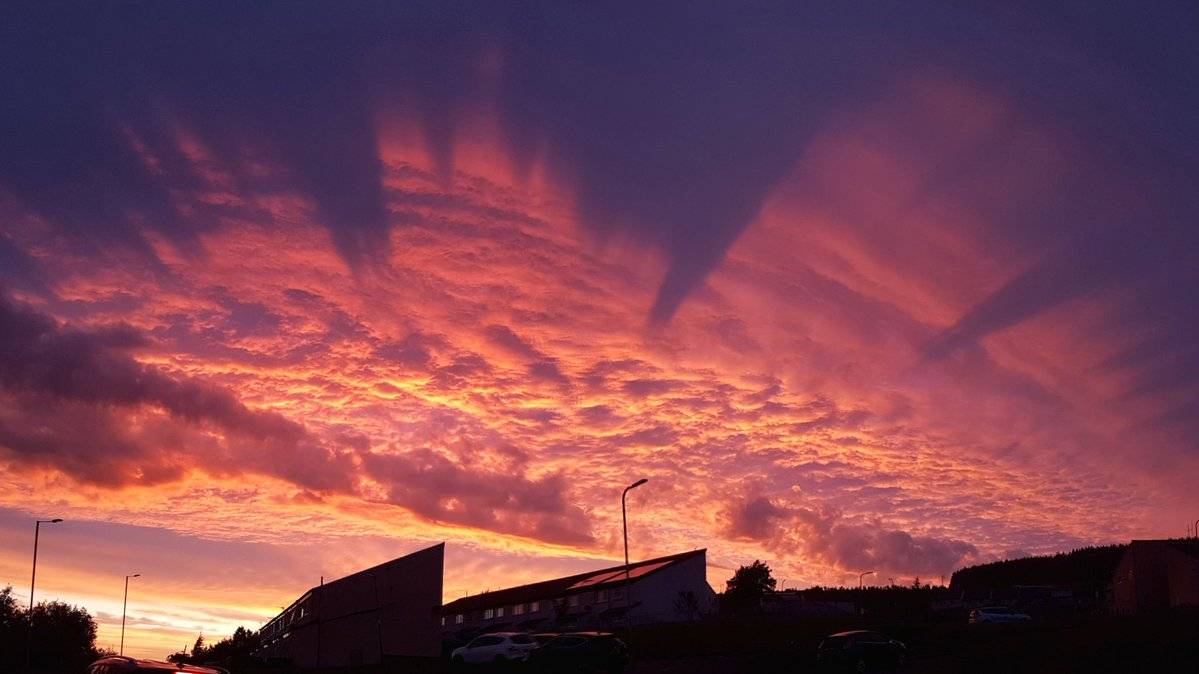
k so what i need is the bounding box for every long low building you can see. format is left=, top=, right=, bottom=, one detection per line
left=255, top=543, right=444, bottom=668
left=440, top=549, right=714, bottom=639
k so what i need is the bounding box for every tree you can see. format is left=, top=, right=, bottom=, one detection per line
left=723, top=560, right=777, bottom=614
left=14, top=594, right=104, bottom=673
left=192, top=633, right=206, bottom=657
left=673, top=590, right=701, bottom=621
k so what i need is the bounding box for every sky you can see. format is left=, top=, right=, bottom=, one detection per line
left=1, top=0, right=1197, bottom=660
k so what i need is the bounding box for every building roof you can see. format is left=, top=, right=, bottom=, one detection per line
left=1129, top=539, right=1199, bottom=558
left=442, top=549, right=705, bottom=614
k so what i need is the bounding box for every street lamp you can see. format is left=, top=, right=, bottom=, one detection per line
left=27, top=518, right=62, bottom=671
left=621, top=479, right=648, bottom=622
left=121, top=574, right=140, bottom=656
left=858, top=570, right=875, bottom=589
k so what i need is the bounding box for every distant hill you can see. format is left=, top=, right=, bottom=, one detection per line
left=949, top=544, right=1127, bottom=595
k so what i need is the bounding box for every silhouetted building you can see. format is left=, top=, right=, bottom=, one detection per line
left=255, top=543, right=444, bottom=668
left=1112, top=539, right=1199, bottom=613
left=441, top=549, right=714, bottom=638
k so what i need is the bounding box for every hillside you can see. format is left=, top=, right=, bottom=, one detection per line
left=949, top=544, right=1127, bottom=594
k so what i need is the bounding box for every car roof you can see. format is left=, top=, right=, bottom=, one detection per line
left=563, top=631, right=616, bottom=637
left=475, top=631, right=524, bottom=637
left=91, top=657, right=225, bottom=674
left=827, top=630, right=876, bottom=637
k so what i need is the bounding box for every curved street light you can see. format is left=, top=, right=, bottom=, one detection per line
left=858, top=570, right=875, bottom=589
left=121, top=574, right=140, bottom=656
left=622, top=479, right=648, bottom=624
left=27, top=518, right=62, bottom=672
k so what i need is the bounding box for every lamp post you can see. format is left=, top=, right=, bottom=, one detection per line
left=858, top=570, right=874, bottom=589
left=621, top=479, right=648, bottom=625
left=27, top=518, right=63, bottom=671
left=121, top=574, right=140, bottom=656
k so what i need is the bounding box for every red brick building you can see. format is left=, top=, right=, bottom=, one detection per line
left=1111, top=539, right=1199, bottom=613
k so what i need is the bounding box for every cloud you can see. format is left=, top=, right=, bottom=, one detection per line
left=719, top=494, right=978, bottom=578
left=0, top=293, right=357, bottom=491
left=361, top=448, right=593, bottom=546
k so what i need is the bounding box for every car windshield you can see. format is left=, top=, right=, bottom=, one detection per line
left=547, top=636, right=587, bottom=649
left=469, top=636, right=502, bottom=647
left=820, top=636, right=845, bottom=650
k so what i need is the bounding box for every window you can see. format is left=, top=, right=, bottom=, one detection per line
left=514, top=603, right=525, bottom=616
left=483, top=608, right=495, bottom=620
left=440, top=616, right=446, bottom=626
left=611, top=587, right=624, bottom=600
left=511, top=634, right=533, bottom=645
left=496, top=606, right=505, bottom=618
left=568, top=594, right=579, bottom=607
left=530, top=601, right=540, bottom=613
left=596, top=589, right=608, bottom=602
left=455, top=614, right=464, bottom=625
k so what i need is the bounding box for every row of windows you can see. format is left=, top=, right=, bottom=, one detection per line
left=442, top=588, right=629, bottom=627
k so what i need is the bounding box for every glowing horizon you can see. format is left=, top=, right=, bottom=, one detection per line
left=1, top=3, right=1196, bottom=660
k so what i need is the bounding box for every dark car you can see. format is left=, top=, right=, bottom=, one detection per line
left=816, top=630, right=907, bottom=672
left=527, top=631, right=629, bottom=673
left=89, top=657, right=227, bottom=674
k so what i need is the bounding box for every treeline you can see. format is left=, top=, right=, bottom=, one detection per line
left=949, top=544, right=1127, bottom=593
left=168, top=626, right=261, bottom=667
left=0, top=585, right=111, bottom=673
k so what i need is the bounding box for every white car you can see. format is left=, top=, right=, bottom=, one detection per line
left=969, top=606, right=1031, bottom=624
left=451, top=632, right=537, bottom=665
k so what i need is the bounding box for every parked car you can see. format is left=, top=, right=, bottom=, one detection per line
left=816, top=630, right=907, bottom=672
left=532, top=632, right=561, bottom=647
left=89, top=657, right=227, bottom=674
left=969, top=606, right=1031, bottom=624
left=451, top=632, right=538, bottom=665
left=527, top=631, right=629, bottom=673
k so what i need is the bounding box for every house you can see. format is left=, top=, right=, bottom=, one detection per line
left=1111, top=539, right=1199, bottom=613
left=440, top=549, right=714, bottom=639
left=254, top=543, right=444, bottom=668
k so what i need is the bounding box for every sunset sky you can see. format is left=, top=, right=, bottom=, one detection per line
left=1, top=1, right=1197, bottom=660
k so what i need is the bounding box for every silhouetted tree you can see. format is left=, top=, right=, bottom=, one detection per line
left=193, top=633, right=205, bottom=657
left=673, top=590, right=701, bottom=621
left=174, top=626, right=260, bottom=665
left=0, top=588, right=104, bottom=673
left=723, top=560, right=776, bottom=614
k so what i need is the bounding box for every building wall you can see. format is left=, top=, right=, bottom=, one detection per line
left=258, top=543, right=443, bottom=667
left=626, top=553, right=715, bottom=625
left=1112, top=541, right=1199, bottom=613
left=1167, top=548, right=1199, bottom=607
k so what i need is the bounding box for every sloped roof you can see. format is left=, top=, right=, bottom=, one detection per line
left=442, top=549, right=705, bottom=614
